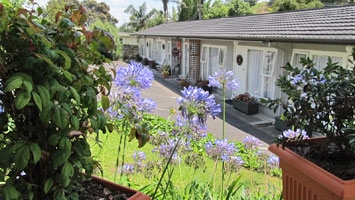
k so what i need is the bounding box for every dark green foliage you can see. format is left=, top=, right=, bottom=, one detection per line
left=263, top=52, right=355, bottom=155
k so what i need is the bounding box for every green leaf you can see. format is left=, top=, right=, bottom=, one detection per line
left=40, top=102, right=54, bottom=123
left=58, top=137, right=71, bottom=150
left=62, top=161, right=74, bottom=177
left=63, top=70, right=73, bottom=82
left=37, top=85, right=50, bottom=109
left=70, top=115, right=80, bottom=130
left=3, top=184, right=20, bottom=200
left=32, top=91, right=42, bottom=111
left=101, top=94, right=110, bottom=111
left=14, top=144, right=30, bottom=170
left=52, top=149, right=71, bottom=168
left=15, top=91, right=31, bottom=110
left=34, top=53, right=56, bottom=67
left=29, top=143, right=41, bottom=163
left=69, top=192, right=79, bottom=200
left=56, top=49, right=71, bottom=69
left=53, top=106, right=68, bottom=128
left=69, top=86, right=81, bottom=104
left=44, top=178, right=54, bottom=194
left=4, top=76, right=23, bottom=92
left=48, top=134, right=61, bottom=146
left=22, top=80, right=33, bottom=92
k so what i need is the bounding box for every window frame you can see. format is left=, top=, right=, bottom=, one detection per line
left=200, top=44, right=227, bottom=77
left=241, top=46, right=279, bottom=99
left=291, top=49, right=348, bottom=70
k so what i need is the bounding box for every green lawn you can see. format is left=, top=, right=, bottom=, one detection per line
left=88, top=130, right=282, bottom=198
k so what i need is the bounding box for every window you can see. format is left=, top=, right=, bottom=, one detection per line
left=291, top=50, right=346, bottom=70
left=291, top=52, right=308, bottom=69
left=200, top=45, right=226, bottom=79
left=262, top=51, right=276, bottom=77
left=246, top=49, right=277, bottom=99
left=312, top=55, right=343, bottom=70
left=139, top=40, right=145, bottom=57
left=155, top=40, right=165, bottom=64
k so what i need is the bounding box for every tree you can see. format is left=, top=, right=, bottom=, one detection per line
left=178, top=0, right=203, bottom=21
left=146, top=10, right=166, bottom=28
left=271, top=0, right=324, bottom=11
left=203, top=0, right=251, bottom=19
left=82, top=0, right=118, bottom=24
left=203, top=0, right=230, bottom=19
left=122, top=2, right=158, bottom=32
left=89, top=20, right=122, bottom=60
left=228, top=0, right=252, bottom=16
left=43, top=0, right=117, bottom=25
left=43, top=0, right=80, bottom=22
left=161, top=0, right=187, bottom=20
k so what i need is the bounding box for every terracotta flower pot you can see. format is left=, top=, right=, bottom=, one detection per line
left=90, top=175, right=151, bottom=200
left=269, top=138, right=355, bottom=200
left=232, top=99, right=258, bottom=115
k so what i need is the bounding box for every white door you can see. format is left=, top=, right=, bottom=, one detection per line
left=233, top=46, right=247, bottom=96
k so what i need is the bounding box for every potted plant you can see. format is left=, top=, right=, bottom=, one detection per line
left=196, top=78, right=213, bottom=94
left=232, top=93, right=259, bottom=115
left=179, top=78, right=190, bottom=89
left=149, top=60, right=157, bottom=69
left=274, top=115, right=291, bottom=132
left=0, top=2, right=150, bottom=199
left=161, top=65, right=170, bottom=78
left=142, top=57, right=149, bottom=65
left=267, top=54, right=355, bottom=200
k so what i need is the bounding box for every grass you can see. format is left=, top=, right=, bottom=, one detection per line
left=88, top=130, right=282, bottom=198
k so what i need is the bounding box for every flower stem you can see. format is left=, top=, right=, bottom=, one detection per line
left=152, top=135, right=182, bottom=199
left=221, top=84, right=226, bottom=200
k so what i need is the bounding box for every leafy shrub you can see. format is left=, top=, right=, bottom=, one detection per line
left=0, top=1, right=114, bottom=199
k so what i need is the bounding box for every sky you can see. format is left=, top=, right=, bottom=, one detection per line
left=35, top=0, right=176, bottom=26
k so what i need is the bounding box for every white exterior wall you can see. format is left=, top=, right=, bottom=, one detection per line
left=138, top=36, right=353, bottom=117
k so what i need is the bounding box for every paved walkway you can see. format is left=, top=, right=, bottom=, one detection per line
left=109, top=61, right=281, bottom=151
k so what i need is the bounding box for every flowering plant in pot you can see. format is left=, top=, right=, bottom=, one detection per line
left=232, top=93, right=258, bottom=115
left=196, top=78, right=213, bottom=94
left=161, top=65, right=170, bottom=78
left=0, top=1, right=149, bottom=200
left=266, top=53, right=355, bottom=199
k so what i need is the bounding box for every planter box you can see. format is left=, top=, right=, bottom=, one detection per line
left=232, top=99, right=258, bottom=115
left=269, top=139, right=355, bottom=200
left=90, top=175, right=150, bottom=200
left=274, top=117, right=291, bottom=131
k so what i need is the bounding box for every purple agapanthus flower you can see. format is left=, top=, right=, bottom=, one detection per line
left=136, top=97, right=157, bottom=112
left=132, top=151, right=146, bottom=162
left=154, top=138, right=186, bottom=164
left=121, top=164, right=135, bottom=175
left=205, top=138, right=237, bottom=161
left=228, top=156, right=244, bottom=169
left=114, top=61, right=154, bottom=94
left=267, top=154, right=279, bottom=168
left=242, top=136, right=262, bottom=150
left=177, top=86, right=221, bottom=126
left=208, top=70, right=240, bottom=91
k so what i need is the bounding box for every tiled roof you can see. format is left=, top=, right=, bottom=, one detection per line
left=134, top=6, right=355, bottom=44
